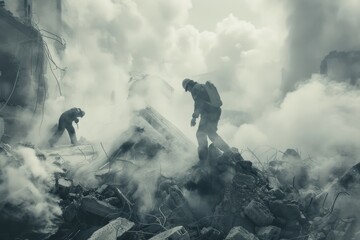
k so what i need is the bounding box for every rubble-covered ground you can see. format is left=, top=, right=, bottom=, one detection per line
left=1, top=112, right=360, bottom=240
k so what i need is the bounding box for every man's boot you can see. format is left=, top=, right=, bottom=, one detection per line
left=223, top=147, right=243, bottom=162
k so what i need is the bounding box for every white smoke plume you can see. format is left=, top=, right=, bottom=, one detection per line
left=0, top=146, right=62, bottom=236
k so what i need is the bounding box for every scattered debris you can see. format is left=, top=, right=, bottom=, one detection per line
left=1, top=112, right=360, bottom=240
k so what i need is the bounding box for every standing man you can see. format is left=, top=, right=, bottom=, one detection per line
left=182, top=79, right=230, bottom=162
left=49, top=107, right=85, bottom=147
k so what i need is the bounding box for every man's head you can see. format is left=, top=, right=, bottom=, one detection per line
left=182, top=79, right=196, bottom=92
left=77, top=108, right=85, bottom=117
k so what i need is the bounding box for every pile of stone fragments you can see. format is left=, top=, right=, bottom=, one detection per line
left=0, top=141, right=359, bottom=240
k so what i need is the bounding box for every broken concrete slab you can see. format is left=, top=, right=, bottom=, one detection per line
left=223, top=147, right=244, bottom=162
left=237, top=160, right=253, bottom=172
left=58, top=178, right=72, bottom=188
left=269, top=189, right=285, bottom=199
left=267, top=176, right=281, bottom=190
left=309, top=211, right=355, bottom=240
left=80, top=196, right=120, bottom=219
left=149, top=226, right=190, bottom=240
left=56, top=177, right=72, bottom=197
left=216, top=148, right=246, bottom=172
left=269, top=200, right=301, bottom=220
left=96, top=184, right=110, bottom=194
left=63, top=202, right=78, bottom=222
left=160, top=185, right=196, bottom=225
left=225, top=226, right=259, bottom=240
left=244, top=200, right=274, bottom=227
left=200, top=227, right=221, bottom=240
left=281, top=220, right=301, bottom=239
left=212, top=202, right=255, bottom=233
left=103, top=197, right=121, bottom=207
left=233, top=173, right=256, bottom=189
left=88, top=217, right=134, bottom=240
left=256, top=226, right=281, bottom=240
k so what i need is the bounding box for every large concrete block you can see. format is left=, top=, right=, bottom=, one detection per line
left=256, top=226, right=281, bottom=240
left=244, top=200, right=274, bottom=227
left=149, top=226, right=190, bottom=240
left=56, top=177, right=72, bottom=197
left=269, top=200, right=301, bottom=220
left=233, top=173, right=256, bottom=189
left=88, top=217, right=134, bottom=240
left=225, top=226, right=259, bottom=240
left=80, top=196, right=120, bottom=219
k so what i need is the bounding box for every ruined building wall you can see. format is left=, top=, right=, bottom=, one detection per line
left=3, top=0, right=32, bottom=22
left=32, top=0, right=62, bottom=36
left=320, top=51, right=360, bottom=86
left=0, top=5, right=46, bottom=141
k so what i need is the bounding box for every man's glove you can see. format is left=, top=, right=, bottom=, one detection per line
left=191, top=117, right=196, bottom=127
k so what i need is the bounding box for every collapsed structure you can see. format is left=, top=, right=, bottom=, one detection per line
left=1, top=105, right=360, bottom=240
left=1, top=2, right=360, bottom=240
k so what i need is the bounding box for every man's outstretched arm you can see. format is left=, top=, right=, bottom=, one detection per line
left=191, top=86, right=202, bottom=126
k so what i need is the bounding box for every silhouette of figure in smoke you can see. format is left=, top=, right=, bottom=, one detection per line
left=49, top=107, right=85, bottom=147
left=182, top=79, right=230, bottom=162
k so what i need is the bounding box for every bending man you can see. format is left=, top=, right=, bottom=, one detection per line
left=49, top=107, right=85, bottom=147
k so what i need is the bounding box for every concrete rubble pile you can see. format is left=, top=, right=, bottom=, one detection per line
left=50, top=141, right=360, bottom=240
left=1, top=1, right=360, bottom=238
left=1, top=113, right=360, bottom=239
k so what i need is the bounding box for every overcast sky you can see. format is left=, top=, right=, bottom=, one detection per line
left=188, top=0, right=285, bottom=31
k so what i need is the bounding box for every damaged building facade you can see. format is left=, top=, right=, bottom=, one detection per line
left=0, top=1, right=45, bottom=141
left=320, top=51, right=360, bottom=86
left=0, top=0, right=62, bottom=141
left=3, top=106, right=360, bottom=239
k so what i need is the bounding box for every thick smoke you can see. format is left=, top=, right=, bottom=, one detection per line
left=28, top=0, right=287, bottom=146
left=0, top=146, right=62, bottom=236
left=15, top=0, right=360, bottom=225
left=224, top=75, right=360, bottom=183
